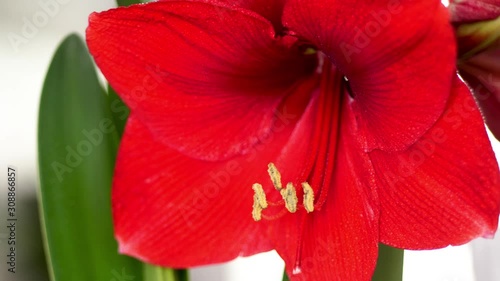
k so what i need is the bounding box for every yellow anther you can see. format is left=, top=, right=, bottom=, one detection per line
left=303, top=47, right=317, bottom=55
left=267, top=163, right=283, bottom=190
left=252, top=183, right=268, bottom=209
left=252, top=194, right=263, bottom=221
left=252, top=194, right=262, bottom=221
left=302, top=182, right=315, bottom=213
left=253, top=164, right=317, bottom=220
left=252, top=183, right=268, bottom=221
left=280, top=183, right=298, bottom=213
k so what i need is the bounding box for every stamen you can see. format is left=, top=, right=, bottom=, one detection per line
left=267, top=163, right=283, bottom=190
left=280, top=183, right=298, bottom=213
left=302, top=182, right=315, bottom=213
left=252, top=163, right=316, bottom=220
left=303, top=47, right=317, bottom=55
left=252, top=183, right=268, bottom=221
left=252, top=194, right=263, bottom=221
left=252, top=183, right=268, bottom=209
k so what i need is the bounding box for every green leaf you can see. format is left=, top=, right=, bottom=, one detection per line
left=282, top=271, right=290, bottom=281
left=116, top=0, right=148, bottom=6
left=107, top=85, right=130, bottom=137
left=38, top=33, right=142, bottom=281
left=372, top=244, right=404, bottom=281
left=143, top=264, right=189, bottom=281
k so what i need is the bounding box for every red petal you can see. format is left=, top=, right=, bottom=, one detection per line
left=112, top=78, right=317, bottom=266
left=86, top=1, right=316, bottom=161
left=228, top=0, right=286, bottom=31
left=207, top=0, right=286, bottom=31
left=264, top=82, right=379, bottom=281
left=450, top=0, right=500, bottom=22
left=283, top=0, right=456, bottom=152
left=372, top=77, right=500, bottom=249
left=158, top=0, right=286, bottom=29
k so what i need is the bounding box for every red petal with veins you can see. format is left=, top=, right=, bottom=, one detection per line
left=158, top=0, right=286, bottom=30
left=113, top=116, right=272, bottom=265
left=273, top=99, right=378, bottom=281
left=226, top=0, right=286, bottom=31
left=283, top=120, right=378, bottom=280
left=86, top=1, right=315, bottom=161
left=261, top=66, right=379, bottom=281
left=270, top=149, right=378, bottom=281
left=372, top=77, right=500, bottom=249
left=283, top=0, right=456, bottom=152
left=450, top=0, right=500, bottom=22
left=112, top=84, right=316, bottom=266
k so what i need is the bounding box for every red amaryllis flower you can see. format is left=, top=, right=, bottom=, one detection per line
left=449, top=0, right=500, bottom=140
left=86, top=0, right=500, bottom=280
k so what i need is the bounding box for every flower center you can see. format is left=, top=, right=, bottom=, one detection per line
left=251, top=58, right=346, bottom=222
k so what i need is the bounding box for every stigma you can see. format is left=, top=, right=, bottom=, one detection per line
left=252, top=163, right=315, bottom=221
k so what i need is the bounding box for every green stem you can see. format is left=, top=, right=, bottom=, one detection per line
left=372, top=244, right=404, bottom=281
left=143, top=264, right=188, bottom=281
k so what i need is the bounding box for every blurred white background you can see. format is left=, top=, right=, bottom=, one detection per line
left=0, top=0, right=499, bottom=280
